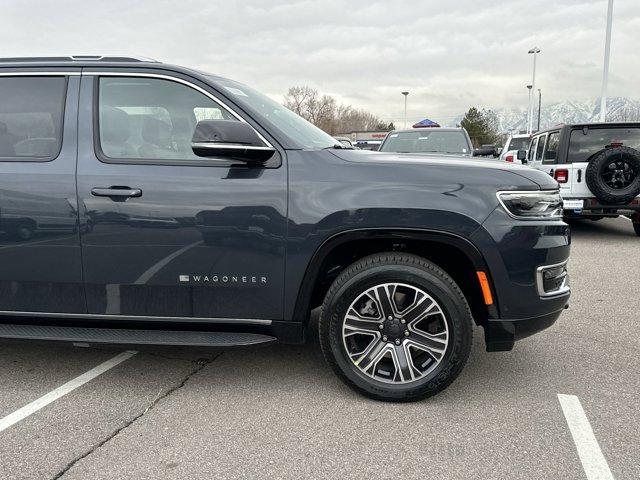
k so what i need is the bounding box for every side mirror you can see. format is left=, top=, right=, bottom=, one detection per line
left=192, top=120, right=275, bottom=163
left=517, top=149, right=527, bottom=161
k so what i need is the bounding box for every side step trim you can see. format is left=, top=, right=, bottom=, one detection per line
left=0, top=324, right=276, bottom=347
left=0, top=310, right=272, bottom=325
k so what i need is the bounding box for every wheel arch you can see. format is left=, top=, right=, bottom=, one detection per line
left=292, top=228, right=499, bottom=333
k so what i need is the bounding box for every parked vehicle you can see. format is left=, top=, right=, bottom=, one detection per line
left=379, top=128, right=474, bottom=156
left=527, top=122, right=640, bottom=234
left=0, top=56, right=570, bottom=401
left=499, top=134, right=531, bottom=164
left=355, top=140, right=381, bottom=151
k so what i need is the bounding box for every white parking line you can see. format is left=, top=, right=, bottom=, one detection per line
left=0, top=350, right=137, bottom=433
left=558, top=394, right=615, bottom=480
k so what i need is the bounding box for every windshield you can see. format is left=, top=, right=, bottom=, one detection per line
left=568, top=126, right=640, bottom=163
left=212, top=78, right=337, bottom=149
left=379, top=130, right=470, bottom=154
left=507, top=137, right=530, bottom=152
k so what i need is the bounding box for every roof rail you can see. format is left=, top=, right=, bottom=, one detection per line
left=0, top=55, right=160, bottom=64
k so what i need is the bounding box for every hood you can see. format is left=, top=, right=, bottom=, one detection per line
left=330, top=149, right=558, bottom=190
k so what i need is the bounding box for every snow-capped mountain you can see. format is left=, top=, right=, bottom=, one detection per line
left=449, top=97, right=640, bottom=133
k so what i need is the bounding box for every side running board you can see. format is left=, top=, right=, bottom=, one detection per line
left=0, top=324, right=276, bottom=347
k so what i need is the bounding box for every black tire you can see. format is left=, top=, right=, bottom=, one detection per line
left=585, top=146, right=640, bottom=205
left=633, top=221, right=640, bottom=237
left=319, top=252, right=473, bottom=402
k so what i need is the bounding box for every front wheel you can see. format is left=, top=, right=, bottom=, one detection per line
left=319, top=253, right=473, bottom=402
left=632, top=220, right=640, bottom=237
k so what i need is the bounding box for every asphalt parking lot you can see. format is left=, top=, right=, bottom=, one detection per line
left=0, top=217, right=638, bottom=480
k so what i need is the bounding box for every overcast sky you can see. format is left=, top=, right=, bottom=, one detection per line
left=1, top=0, right=638, bottom=124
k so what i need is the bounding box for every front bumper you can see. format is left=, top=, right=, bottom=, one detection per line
left=483, top=307, right=568, bottom=352
left=471, top=206, right=571, bottom=351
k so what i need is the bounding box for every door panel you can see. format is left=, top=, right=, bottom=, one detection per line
left=0, top=74, right=84, bottom=313
left=76, top=75, right=286, bottom=320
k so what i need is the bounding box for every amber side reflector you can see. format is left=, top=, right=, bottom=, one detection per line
left=476, top=271, right=494, bottom=306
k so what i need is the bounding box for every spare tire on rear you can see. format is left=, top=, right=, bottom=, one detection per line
left=585, top=146, right=640, bottom=205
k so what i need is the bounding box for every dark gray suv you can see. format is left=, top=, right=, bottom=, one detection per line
left=0, top=56, right=570, bottom=401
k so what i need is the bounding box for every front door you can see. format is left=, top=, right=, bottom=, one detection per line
left=76, top=72, right=287, bottom=320
left=0, top=72, right=84, bottom=314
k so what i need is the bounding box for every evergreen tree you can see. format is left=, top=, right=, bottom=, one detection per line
left=460, top=107, right=500, bottom=147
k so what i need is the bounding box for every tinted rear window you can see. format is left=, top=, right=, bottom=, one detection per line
left=568, top=126, right=640, bottom=163
left=0, top=76, right=67, bottom=160
left=380, top=130, right=470, bottom=154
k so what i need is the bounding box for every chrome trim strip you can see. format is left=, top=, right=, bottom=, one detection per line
left=0, top=71, right=80, bottom=76
left=536, top=260, right=570, bottom=297
left=192, top=143, right=275, bottom=151
left=84, top=71, right=273, bottom=148
left=0, top=310, right=272, bottom=325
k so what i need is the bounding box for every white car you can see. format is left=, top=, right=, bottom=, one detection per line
left=499, top=134, right=530, bottom=164
left=527, top=122, right=640, bottom=234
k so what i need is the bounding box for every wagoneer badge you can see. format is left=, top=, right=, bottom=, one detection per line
left=179, top=274, right=268, bottom=285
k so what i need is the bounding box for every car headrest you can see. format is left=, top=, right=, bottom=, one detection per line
left=101, top=107, right=131, bottom=143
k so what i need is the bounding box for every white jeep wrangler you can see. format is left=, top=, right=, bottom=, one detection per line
left=526, top=122, right=640, bottom=235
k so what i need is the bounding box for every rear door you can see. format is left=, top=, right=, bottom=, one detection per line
left=540, top=131, right=571, bottom=196
left=530, top=133, right=547, bottom=172
left=76, top=71, right=286, bottom=321
left=0, top=71, right=84, bottom=314
left=528, top=136, right=539, bottom=166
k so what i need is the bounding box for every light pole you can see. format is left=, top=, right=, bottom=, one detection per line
left=401, top=91, right=409, bottom=128
left=526, top=84, right=532, bottom=133
left=527, top=47, right=540, bottom=134
left=537, top=88, right=542, bottom=132
left=600, top=0, right=614, bottom=122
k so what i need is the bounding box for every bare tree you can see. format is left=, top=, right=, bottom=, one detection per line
left=284, top=86, right=315, bottom=116
left=284, top=86, right=390, bottom=135
left=284, top=86, right=336, bottom=132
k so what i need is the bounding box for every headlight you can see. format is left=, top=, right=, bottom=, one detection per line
left=496, top=190, right=563, bottom=220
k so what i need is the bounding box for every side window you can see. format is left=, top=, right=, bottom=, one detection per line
left=543, top=131, right=560, bottom=164
left=0, top=76, right=67, bottom=161
left=97, top=77, right=240, bottom=162
left=528, top=137, right=538, bottom=161
left=535, top=134, right=546, bottom=161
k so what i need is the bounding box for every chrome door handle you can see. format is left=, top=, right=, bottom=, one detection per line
left=91, top=187, right=142, bottom=198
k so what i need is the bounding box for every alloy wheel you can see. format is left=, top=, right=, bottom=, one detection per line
left=602, top=159, right=637, bottom=189
left=341, top=282, right=449, bottom=384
